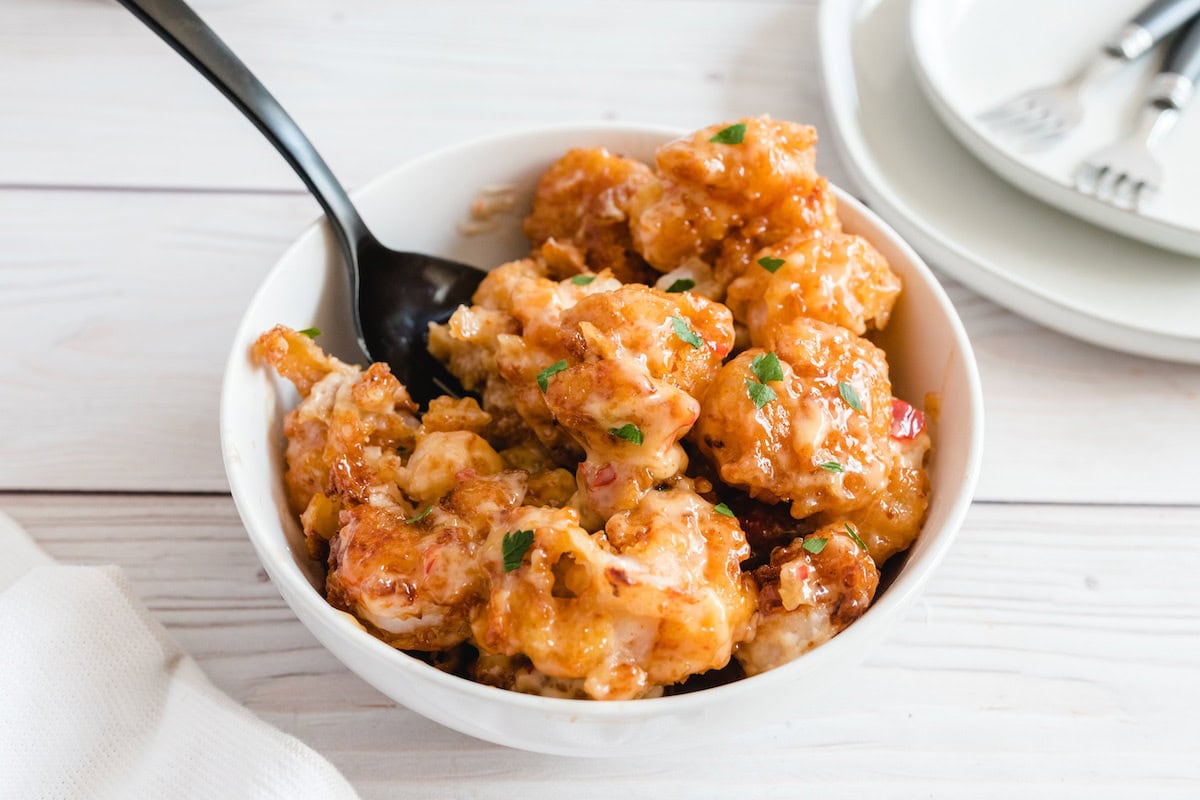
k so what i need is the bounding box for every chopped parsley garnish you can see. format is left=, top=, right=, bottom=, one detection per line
left=709, top=123, right=747, bottom=144
left=750, top=351, right=784, bottom=383
left=502, top=530, right=535, bottom=572
left=670, top=315, right=703, bottom=349
left=665, top=278, right=695, bottom=293
left=404, top=506, right=432, bottom=524
left=818, top=461, right=844, bottom=473
left=802, top=537, right=828, bottom=554
left=746, top=379, right=777, bottom=409
left=570, top=274, right=596, bottom=286
left=844, top=523, right=869, bottom=552
left=609, top=423, right=644, bottom=445
left=714, top=502, right=735, bottom=517
left=745, top=351, right=782, bottom=408
left=838, top=381, right=864, bottom=413
left=298, top=327, right=321, bottom=338
left=757, top=256, right=785, bottom=273
left=537, top=359, right=568, bottom=392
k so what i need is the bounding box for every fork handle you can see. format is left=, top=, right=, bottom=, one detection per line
left=1146, top=15, right=1200, bottom=111
left=1108, top=0, right=1200, bottom=59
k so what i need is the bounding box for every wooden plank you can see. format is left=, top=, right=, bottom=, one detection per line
left=2, top=187, right=1198, bottom=502
left=0, top=189, right=313, bottom=493
left=945, top=279, right=1200, bottom=506
left=5, top=493, right=1198, bottom=797
left=2, top=190, right=1199, bottom=501
left=0, top=0, right=845, bottom=192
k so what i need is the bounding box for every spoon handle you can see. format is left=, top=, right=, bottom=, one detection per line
left=116, top=0, right=371, bottom=255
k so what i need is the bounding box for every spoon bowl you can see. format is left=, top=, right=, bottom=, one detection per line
left=354, top=239, right=482, bottom=403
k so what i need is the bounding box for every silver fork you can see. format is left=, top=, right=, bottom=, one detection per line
left=979, top=0, right=1200, bottom=150
left=1076, top=15, right=1200, bottom=211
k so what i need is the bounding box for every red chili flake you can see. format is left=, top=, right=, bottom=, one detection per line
left=605, top=566, right=633, bottom=587
left=593, top=464, right=617, bottom=487
left=423, top=546, right=440, bottom=576
left=890, top=398, right=926, bottom=440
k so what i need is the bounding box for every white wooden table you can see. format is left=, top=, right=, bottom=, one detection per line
left=3, top=1, right=1199, bottom=796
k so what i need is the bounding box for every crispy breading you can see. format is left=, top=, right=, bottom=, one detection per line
left=736, top=526, right=879, bottom=676
left=254, top=325, right=418, bottom=519
left=327, top=472, right=527, bottom=651
left=725, top=230, right=901, bottom=343
left=693, top=319, right=895, bottom=519
left=472, top=489, right=755, bottom=700
left=523, top=147, right=657, bottom=283
left=628, top=118, right=835, bottom=286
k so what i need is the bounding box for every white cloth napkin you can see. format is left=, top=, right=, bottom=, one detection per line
left=0, top=510, right=359, bottom=800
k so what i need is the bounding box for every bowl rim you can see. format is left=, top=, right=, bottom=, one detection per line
left=220, top=121, right=984, bottom=716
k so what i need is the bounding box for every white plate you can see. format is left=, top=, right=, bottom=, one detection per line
left=909, top=0, right=1200, bottom=258
left=818, top=0, right=1200, bottom=364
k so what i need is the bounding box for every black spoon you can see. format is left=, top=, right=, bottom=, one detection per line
left=117, top=0, right=484, bottom=406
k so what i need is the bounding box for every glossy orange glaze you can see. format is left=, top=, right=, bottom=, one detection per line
left=629, top=118, right=834, bottom=287
left=560, top=283, right=734, bottom=396
left=693, top=318, right=895, bottom=519
left=725, top=230, right=901, bottom=343
left=472, top=489, right=754, bottom=700
left=327, top=472, right=527, bottom=651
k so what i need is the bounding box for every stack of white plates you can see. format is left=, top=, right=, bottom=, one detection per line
left=818, top=0, right=1200, bottom=362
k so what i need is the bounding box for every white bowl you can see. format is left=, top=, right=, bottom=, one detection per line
left=220, top=123, right=984, bottom=756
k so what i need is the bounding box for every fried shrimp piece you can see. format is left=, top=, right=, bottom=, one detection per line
left=693, top=318, right=894, bottom=519
left=488, top=264, right=624, bottom=452
left=736, top=525, right=879, bottom=676
left=327, top=471, right=528, bottom=651
left=430, top=258, right=623, bottom=459
left=254, top=326, right=420, bottom=555
left=819, top=415, right=931, bottom=565
left=545, top=358, right=699, bottom=521
left=254, top=325, right=356, bottom=515
left=725, top=230, right=902, bottom=344
left=711, top=177, right=841, bottom=288
left=398, top=430, right=504, bottom=505
left=658, top=118, right=819, bottom=206
left=628, top=117, right=831, bottom=280
left=559, top=283, right=734, bottom=396
left=253, top=323, right=351, bottom=396
left=523, top=147, right=657, bottom=283
left=419, top=395, right=492, bottom=435
left=472, top=488, right=756, bottom=700
left=541, top=284, right=732, bottom=519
